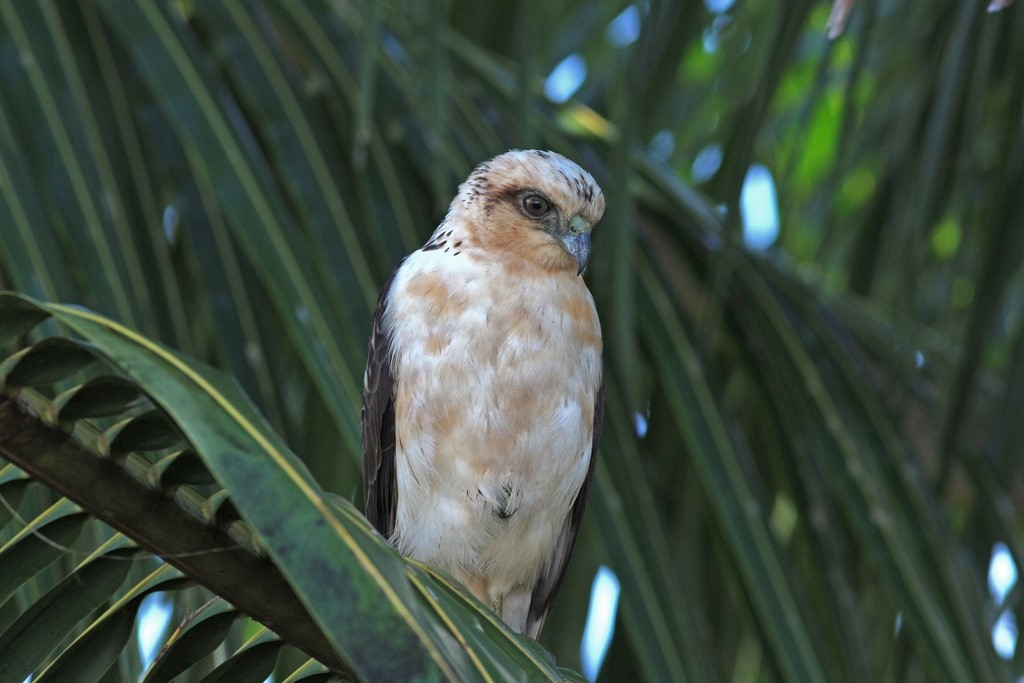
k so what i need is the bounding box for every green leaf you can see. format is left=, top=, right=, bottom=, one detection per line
left=0, top=500, right=89, bottom=605
left=0, top=338, right=97, bottom=389
left=199, top=631, right=287, bottom=683
left=0, top=540, right=140, bottom=682
left=37, top=564, right=191, bottom=683
left=97, top=0, right=365, bottom=455
left=0, top=295, right=51, bottom=347
left=143, top=603, right=242, bottom=683
left=54, top=376, right=144, bottom=422
left=106, top=411, right=185, bottom=454
left=638, top=261, right=829, bottom=682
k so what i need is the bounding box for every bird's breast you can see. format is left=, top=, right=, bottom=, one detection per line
left=384, top=248, right=601, bottom=584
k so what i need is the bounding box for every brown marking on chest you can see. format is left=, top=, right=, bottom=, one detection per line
left=416, top=399, right=460, bottom=452
left=403, top=271, right=469, bottom=318
left=502, top=302, right=544, bottom=343
left=424, top=327, right=454, bottom=355
left=560, top=288, right=602, bottom=350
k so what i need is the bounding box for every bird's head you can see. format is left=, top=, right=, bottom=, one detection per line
left=450, top=150, right=605, bottom=276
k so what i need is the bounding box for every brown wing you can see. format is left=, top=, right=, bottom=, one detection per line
left=361, top=262, right=405, bottom=538
left=525, top=378, right=605, bottom=638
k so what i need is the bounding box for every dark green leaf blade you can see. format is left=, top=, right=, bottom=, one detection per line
left=143, top=604, right=241, bottom=683
left=37, top=565, right=191, bottom=683
left=0, top=502, right=90, bottom=605
left=0, top=543, right=139, bottom=682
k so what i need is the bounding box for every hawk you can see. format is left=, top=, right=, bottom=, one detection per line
left=362, top=149, right=605, bottom=638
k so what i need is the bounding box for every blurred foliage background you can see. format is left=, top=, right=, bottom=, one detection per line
left=2, top=0, right=1024, bottom=680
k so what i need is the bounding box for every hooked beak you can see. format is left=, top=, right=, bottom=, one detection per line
left=563, top=215, right=592, bottom=276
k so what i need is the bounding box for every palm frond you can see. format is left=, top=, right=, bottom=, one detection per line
left=2, top=0, right=1022, bottom=680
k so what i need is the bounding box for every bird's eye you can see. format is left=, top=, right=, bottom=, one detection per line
left=522, top=194, right=551, bottom=217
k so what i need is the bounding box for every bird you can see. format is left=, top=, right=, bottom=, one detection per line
left=361, top=149, right=605, bottom=638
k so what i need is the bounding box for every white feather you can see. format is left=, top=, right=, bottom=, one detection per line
left=385, top=243, right=600, bottom=627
